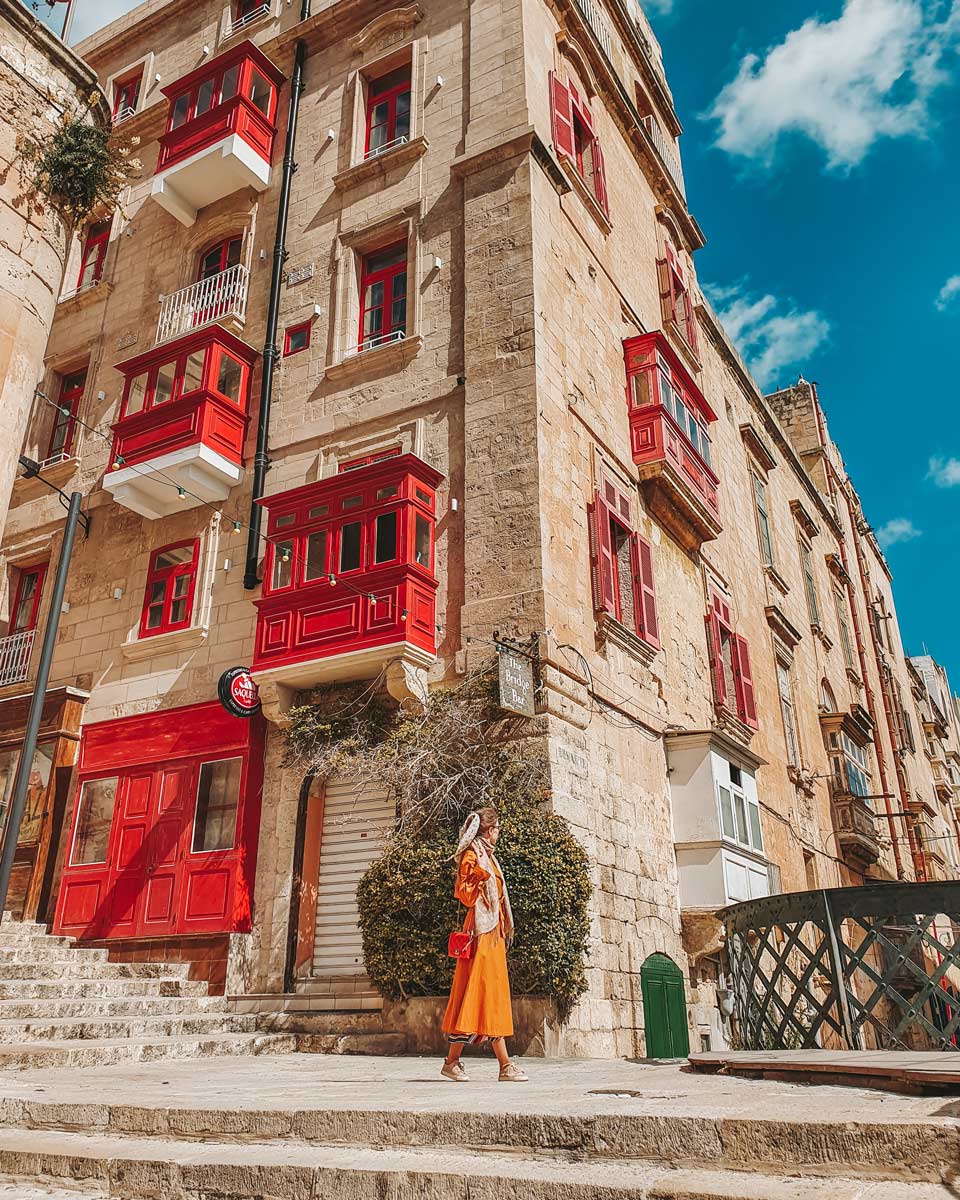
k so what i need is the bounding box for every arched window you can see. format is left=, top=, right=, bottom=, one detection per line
left=197, top=236, right=242, bottom=281
left=821, top=680, right=837, bottom=711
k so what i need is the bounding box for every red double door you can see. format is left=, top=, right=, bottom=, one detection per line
left=54, top=702, right=263, bottom=941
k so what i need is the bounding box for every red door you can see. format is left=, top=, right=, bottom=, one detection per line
left=107, top=770, right=153, bottom=937
left=140, top=764, right=193, bottom=936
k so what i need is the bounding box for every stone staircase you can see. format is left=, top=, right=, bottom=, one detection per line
left=0, top=917, right=295, bottom=1069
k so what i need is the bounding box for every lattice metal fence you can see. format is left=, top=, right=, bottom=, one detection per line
left=722, top=882, right=960, bottom=1051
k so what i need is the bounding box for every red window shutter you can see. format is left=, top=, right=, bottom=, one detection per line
left=549, top=72, right=575, bottom=160
left=657, top=257, right=677, bottom=325
left=587, top=496, right=616, bottom=615
left=631, top=533, right=659, bottom=648
left=711, top=590, right=732, bottom=626
left=705, top=611, right=726, bottom=709
left=682, top=287, right=699, bottom=355
left=592, top=137, right=609, bottom=216
left=733, top=635, right=759, bottom=728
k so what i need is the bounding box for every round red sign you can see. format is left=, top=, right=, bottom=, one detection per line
left=218, top=667, right=261, bottom=718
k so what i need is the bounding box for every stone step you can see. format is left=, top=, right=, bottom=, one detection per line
left=0, top=960, right=191, bottom=981
left=0, top=1011, right=259, bottom=1044
left=0, top=1031, right=295, bottom=1071
left=254, top=1008, right=387, bottom=1034
left=0, top=995, right=229, bottom=1021
left=294, top=975, right=381, bottom=996
left=0, top=946, right=110, bottom=965
left=0, top=1176, right=108, bottom=1199
left=0, top=934, right=77, bottom=951
left=0, top=1128, right=947, bottom=1200
left=0, top=977, right=209, bottom=1001
left=0, top=918, right=53, bottom=937
left=294, top=1031, right=408, bottom=1055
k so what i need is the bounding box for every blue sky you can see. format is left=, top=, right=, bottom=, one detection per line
left=29, top=0, right=960, bottom=680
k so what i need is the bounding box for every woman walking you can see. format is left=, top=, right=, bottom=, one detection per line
left=441, top=807, right=528, bottom=1082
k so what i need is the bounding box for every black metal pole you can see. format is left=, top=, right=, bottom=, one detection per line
left=0, top=491, right=82, bottom=920
left=243, top=38, right=307, bottom=589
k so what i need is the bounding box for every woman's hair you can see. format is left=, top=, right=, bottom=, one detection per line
left=475, top=807, right=499, bottom=833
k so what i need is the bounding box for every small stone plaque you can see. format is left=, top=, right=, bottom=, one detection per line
left=285, top=262, right=315, bottom=287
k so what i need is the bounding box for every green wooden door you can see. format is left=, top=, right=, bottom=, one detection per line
left=640, top=953, right=690, bottom=1058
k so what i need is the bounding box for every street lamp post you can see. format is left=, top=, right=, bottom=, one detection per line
left=0, top=460, right=87, bottom=920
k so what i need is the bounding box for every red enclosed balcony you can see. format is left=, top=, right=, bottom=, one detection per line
left=150, top=41, right=283, bottom=227
left=624, top=331, right=721, bottom=551
left=104, top=327, right=258, bottom=520
left=252, top=454, right=443, bottom=697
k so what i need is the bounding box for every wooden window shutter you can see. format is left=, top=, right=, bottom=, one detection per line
left=631, top=533, right=659, bottom=648
left=587, top=496, right=617, bottom=615
left=711, top=589, right=732, bottom=627
left=705, top=611, right=726, bottom=709
left=681, top=287, right=698, bottom=355
left=733, top=635, right=759, bottom=728
left=592, top=137, right=609, bottom=215
left=657, top=256, right=677, bottom=326
left=549, top=72, right=575, bottom=160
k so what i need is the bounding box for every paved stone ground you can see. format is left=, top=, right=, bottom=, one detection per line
left=0, top=1052, right=954, bottom=1124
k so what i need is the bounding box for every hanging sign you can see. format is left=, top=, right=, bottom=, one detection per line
left=497, top=648, right=536, bottom=718
left=218, top=667, right=261, bottom=718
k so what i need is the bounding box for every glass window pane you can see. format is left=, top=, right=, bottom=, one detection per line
left=71, top=777, right=118, bottom=865
left=339, top=521, right=362, bottom=572
left=170, top=93, right=190, bottom=129
left=249, top=70, right=272, bottom=117
left=374, top=511, right=398, bottom=564
left=221, top=65, right=239, bottom=102
left=304, top=530, right=327, bottom=581
left=748, top=800, right=763, bottom=851
left=216, top=353, right=242, bottom=401
left=365, top=243, right=407, bottom=274
left=631, top=370, right=654, bottom=409
left=733, top=792, right=748, bottom=844
left=719, top=786, right=735, bottom=840
left=396, top=90, right=411, bottom=139
left=123, top=374, right=146, bottom=417
left=154, top=363, right=175, bottom=406
left=415, top=515, right=431, bottom=567
left=182, top=351, right=205, bottom=394
left=192, top=758, right=241, bottom=853
left=196, top=78, right=215, bottom=115
left=376, top=484, right=399, bottom=501
left=272, top=541, right=293, bottom=590
left=155, top=545, right=194, bottom=570
left=308, top=505, right=328, bottom=520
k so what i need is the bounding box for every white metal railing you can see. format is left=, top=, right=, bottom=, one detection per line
left=156, top=264, right=249, bottom=345
left=224, top=1, right=271, bottom=38
left=642, top=114, right=685, bottom=198
left=0, top=630, right=36, bottom=688
left=113, top=105, right=136, bottom=125
left=364, top=135, right=409, bottom=161
left=572, top=0, right=614, bottom=62
left=348, top=329, right=406, bottom=358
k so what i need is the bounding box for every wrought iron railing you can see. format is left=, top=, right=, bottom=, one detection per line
left=723, top=882, right=960, bottom=1051
left=364, top=135, right=409, bottom=161
left=0, top=630, right=36, bottom=688
left=571, top=0, right=613, bottom=61
left=224, top=2, right=271, bottom=38
left=156, top=264, right=249, bottom=344
left=113, top=105, right=136, bottom=125
left=642, top=114, right=685, bottom=198
left=349, top=328, right=406, bottom=357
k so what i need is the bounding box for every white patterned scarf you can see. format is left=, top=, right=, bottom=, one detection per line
left=452, top=812, right=514, bottom=938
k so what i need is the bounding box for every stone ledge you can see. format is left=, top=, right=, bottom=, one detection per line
left=119, top=625, right=208, bottom=661
left=324, top=334, right=423, bottom=382
left=333, top=136, right=429, bottom=191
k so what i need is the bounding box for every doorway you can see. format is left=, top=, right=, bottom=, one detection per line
left=640, top=952, right=690, bottom=1058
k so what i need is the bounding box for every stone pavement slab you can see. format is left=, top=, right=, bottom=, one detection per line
left=691, top=1050, right=960, bottom=1091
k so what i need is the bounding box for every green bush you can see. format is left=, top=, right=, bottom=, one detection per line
left=357, top=795, right=592, bottom=1021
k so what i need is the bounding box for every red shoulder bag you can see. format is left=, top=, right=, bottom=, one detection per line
left=447, top=931, right=474, bottom=959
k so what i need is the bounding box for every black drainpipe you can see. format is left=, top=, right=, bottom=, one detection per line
left=244, top=9, right=310, bottom=589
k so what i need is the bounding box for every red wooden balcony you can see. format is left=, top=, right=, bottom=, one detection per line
left=104, top=327, right=258, bottom=520
left=623, top=331, right=721, bottom=551
left=150, top=41, right=283, bottom=227
left=252, top=454, right=443, bottom=695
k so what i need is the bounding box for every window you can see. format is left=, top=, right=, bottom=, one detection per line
left=658, top=239, right=698, bottom=355
left=777, top=660, right=800, bottom=766
left=803, top=851, right=818, bottom=890
left=48, top=369, right=86, bottom=460
left=549, top=72, right=609, bottom=215
left=832, top=731, right=871, bottom=801
left=71, top=777, right=118, bottom=865
left=9, top=564, right=46, bottom=635
left=705, top=591, right=757, bottom=728
left=139, top=540, right=199, bottom=638
left=165, top=54, right=277, bottom=135
left=77, top=221, right=111, bottom=291
left=626, top=339, right=712, bottom=467
left=365, top=64, right=412, bottom=158
left=112, top=70, right=141, bottom=121
left=588, top=481, right=659, bottom=649
left=821, top=680, right=837, bottom=711
left=283, top=321, right=311, bottom=356
left=119, top=341, right=249, bottom=418
left=359, top=242, right=407, bottom=350
left=752, top=475, right=774, bottom=567
left=834, top=588, right=855, bottom=669
left=192, top=757, right=242, bottom=853
left=798, top=536, right=821, bottom=625
left=338, top=447, right=402, bottom=472
left=717, top=764, right=763, bottom=853
left=198, top=236, right=242, bottom=281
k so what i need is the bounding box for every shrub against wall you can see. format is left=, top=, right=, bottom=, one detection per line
left=285, top=669, right=592, bottom=1021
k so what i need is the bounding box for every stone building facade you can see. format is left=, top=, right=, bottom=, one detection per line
left=1, top=0, right=956, bottom=1055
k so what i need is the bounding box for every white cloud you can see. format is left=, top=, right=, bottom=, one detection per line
left=876, top=517, right=923, bottom=549
left=708, top=0, right=960, bottom=170
left=928, top=455, right=960, bottom=486
left=935, top=275, right=960, bottom=310
left=707, top=282, right=830, bottom=387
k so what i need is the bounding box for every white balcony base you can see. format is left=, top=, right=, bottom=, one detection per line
left=253, top=641, right=435, bottom=724
left=676, top=841, right=772, bottom=909
left=103, top=444, right=243, bottom=520
left=151, top=134, right=272, bottom=227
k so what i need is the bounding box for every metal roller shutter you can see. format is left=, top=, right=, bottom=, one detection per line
left=312, top=775, right=394, bottom=977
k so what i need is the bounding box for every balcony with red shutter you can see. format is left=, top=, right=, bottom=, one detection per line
left=623, top=332, right=721, bottom=552
left=150, top=41, right=283, bottom=227
left=251, top=454, right=443, bottom=703
left=104, top=327, right=258, bottom=520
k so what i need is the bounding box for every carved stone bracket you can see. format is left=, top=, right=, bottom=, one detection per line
left=257, top=677, right=296, bottom=727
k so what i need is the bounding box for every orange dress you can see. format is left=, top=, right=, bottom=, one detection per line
left=441, top=848, right=514, bottom=1040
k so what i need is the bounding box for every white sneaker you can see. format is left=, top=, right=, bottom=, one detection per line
left=441, top=1060, right=469, bottom=1082
left=498, top=1061, right=529, bottom=1082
